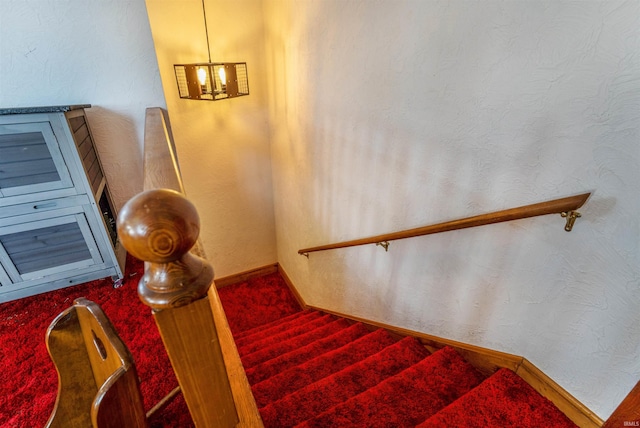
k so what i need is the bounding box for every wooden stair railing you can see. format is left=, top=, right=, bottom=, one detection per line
left=116, top=108, right=262, bottom=427
left=299, top=192, right=591, bottom=256
left=142, top=107, right=184, bottom=194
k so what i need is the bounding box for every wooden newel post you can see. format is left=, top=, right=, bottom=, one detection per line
left=118, top=189, right=239, bottom=427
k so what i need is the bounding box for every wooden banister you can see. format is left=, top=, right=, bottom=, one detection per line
left=142, top=108, right=206, bottom=258
left=118, top=189, right=237, bottom=427
left=143, top=108, right=184, bottom=194
left=117, top=108, right=262, bottom=426
left=299, top=193, right=591, bottom=256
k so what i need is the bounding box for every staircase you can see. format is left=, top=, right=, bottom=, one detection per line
left=218, top=273, right=578, bottom=428
left=133, top=109, right=634, bottom=428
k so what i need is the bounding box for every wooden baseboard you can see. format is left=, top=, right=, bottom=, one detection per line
left=214, top=264, right=278, bottom=289
left=276, top=264, right=308, bottom=310
left=517, top=359, right=603, bottom=427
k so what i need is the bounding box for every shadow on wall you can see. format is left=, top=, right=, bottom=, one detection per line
left=85, top=106, right=144, bottom=212
left=295, top=53, right=608, bottom=359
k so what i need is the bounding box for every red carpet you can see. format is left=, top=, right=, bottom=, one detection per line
left=218, top=271, right=579, bottom=428
left=2, top=263, right=578, bottom=427
left=297, top=346, right=485, bottom=427
left=247, top=323, right=372, bottom=387
left=216, top=271, right=302, bottom=335
left=417, top=368, right=579, bottom=428
left=0, top=255, right=192, bottom=428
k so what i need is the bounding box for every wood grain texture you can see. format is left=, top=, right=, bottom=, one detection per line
left=154, top=298, right=239, bottom=428
left=45, top=299, right=148, bottom=428
left=93, top=367, right=148, bottom=428
left=142, top=107, right=205, bottom=258
left=299, top=192, right=591, bottom=255
left=603, top=379, right=640, bottom=428
left=45, top=306, right=96, bottom=428
left=143, top=108, right=184, bottom=194
left=208, top=285, right=265, bottom=427
left=117, top=189, right=212, bottom=309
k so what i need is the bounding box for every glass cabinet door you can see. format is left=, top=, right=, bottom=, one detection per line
left=0, top=122, right=74, bottom=198
left=0, top=211, right=103, bottom=284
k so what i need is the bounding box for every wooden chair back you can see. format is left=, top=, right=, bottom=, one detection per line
left=45, top=297, right=148, bottom=428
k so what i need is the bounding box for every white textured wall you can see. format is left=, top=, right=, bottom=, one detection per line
left=265, top=0, right=640, bottom=419
left=0, top=0, right=166, bottom=211
left=145, top=0, right=277, bottom=277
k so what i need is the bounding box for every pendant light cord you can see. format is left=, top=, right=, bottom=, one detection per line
left=202, top=0, right=212, bottom=63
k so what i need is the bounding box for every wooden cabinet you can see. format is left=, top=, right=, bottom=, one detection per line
left=0, top=105, right=125, bottom=302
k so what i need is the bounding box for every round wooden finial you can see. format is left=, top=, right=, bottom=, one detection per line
left=118, top=189, right=200, bottom=263
left=117, top=189, right=213, bottom=309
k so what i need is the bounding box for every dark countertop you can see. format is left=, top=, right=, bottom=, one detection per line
left=0, top=104, right=91, bottom=115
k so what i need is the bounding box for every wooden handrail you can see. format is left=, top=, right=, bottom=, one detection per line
left=299, top=193, right=591, bottom=256
left=142, top=108, right=206, bottom=258
left=142, top=108, right=184, bottom=194
left=117, top=108, right=262, bottom=427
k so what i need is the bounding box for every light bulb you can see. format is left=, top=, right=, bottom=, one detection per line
left=218, top=66, right=226, bottom=86
left=197, top=67, right=207, bottom=86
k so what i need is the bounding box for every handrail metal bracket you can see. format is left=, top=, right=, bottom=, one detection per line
left=561, top=211, right=581, bottom=232
left=376, top=241, right=390, bottom=252
left=301, top=252, right=309, bottom=258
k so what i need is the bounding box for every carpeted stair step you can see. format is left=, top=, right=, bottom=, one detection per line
left=216, top=272, right=303, bottom=335
left=236, top=311, right=325, bottom=348
left=246, top=322, right=373, bottom=386
left=416, top=367, right=578, bottom=428
left=237, top=313, right=337, bottom=356
left=298, top=346, right=485, bottom=427
left=219, top=271, right=577, bottom=428
left=258, top=336, right=430, bottom=428
left=240, top=318, right=353, bottom=369
left=235, top=309, right=315, bottom=340
left=251, top=327, right=397, bottom=406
